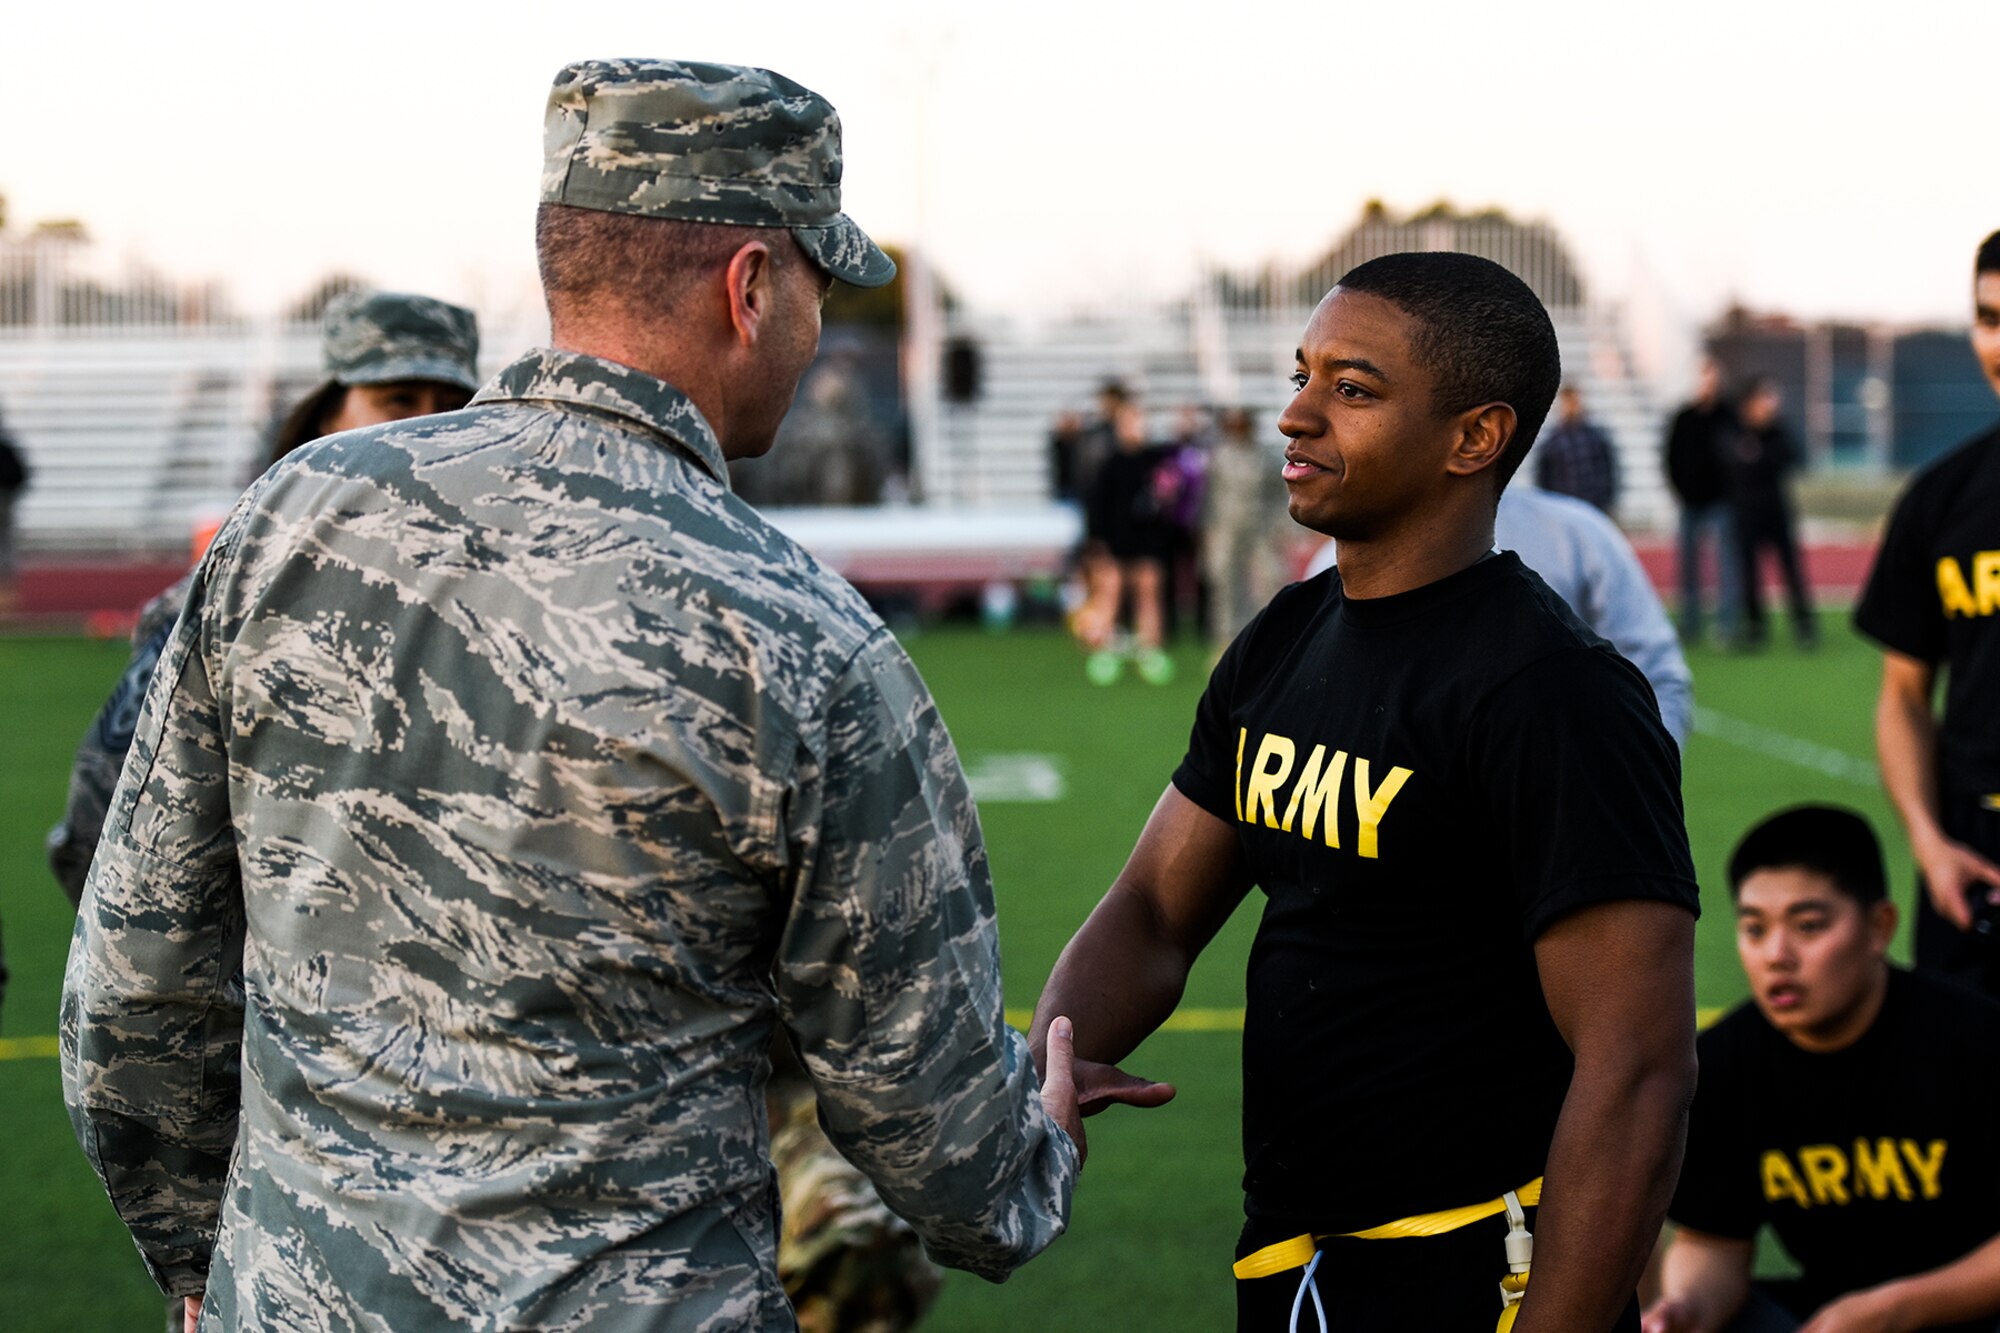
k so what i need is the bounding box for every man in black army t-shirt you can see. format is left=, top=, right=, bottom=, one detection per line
left=1855, top=230, right=2000, bottom=998
left=1645, top=807, right=2000, bottom=1333
left=1030, top=252, right=1700, bottom=1333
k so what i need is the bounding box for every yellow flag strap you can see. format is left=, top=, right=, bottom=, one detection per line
left=1231, top=1177, right=1544, bottom=1280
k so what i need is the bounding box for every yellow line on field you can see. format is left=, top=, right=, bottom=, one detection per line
left=0, top=1035, right=60, bottom=1061
left=1007, top=1005, right=1729, bottom=1034
left=0, top=1008, right=1726, bottom=1061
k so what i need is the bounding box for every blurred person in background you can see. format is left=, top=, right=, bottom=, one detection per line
left=1663, top=359, right=1740, bottom=645
left=0, top=396, right=26, bottom=617
left=1495, top=480, right=1691, bottom=745
left=46, top=289, right=481, bottom=905
left=1159, top=402, right=1213, bottom=638
left=1854, top=229, right=2000, bottom=998
left=731, top=357, right=886, bottom=506
left=1644, top=806, right=2000, bottom=1333
left=1073, top=401, right=1176, bottom=685
left=1050, top=377, right=1129, bottom=505
left=1052, top=378, right=1131, bottom=644
left=0, top=393, right=17, bottom=1014
left=1201, top=405, right=1288, bottom=648
left=1535, top=383, right=1619, bottom=513
left=269, top=289, right=479, bottom=461
left=1727, top=377, right=1817, bottom=650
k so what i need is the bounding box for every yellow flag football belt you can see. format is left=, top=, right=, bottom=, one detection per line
left=1233, top=1177, right=1542, bottom=1333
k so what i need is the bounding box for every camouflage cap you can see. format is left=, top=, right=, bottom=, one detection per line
left=322, top=290, right=481, bottom=392
left=541, top=59, right=897, bottom=290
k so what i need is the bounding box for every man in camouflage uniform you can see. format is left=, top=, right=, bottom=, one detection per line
left=63, top=60, right=1114, bottom=1333
left=45, top=289, right=481, bottom=905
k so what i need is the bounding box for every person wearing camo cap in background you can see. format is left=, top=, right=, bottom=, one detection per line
left=268, top=286, right=481, bottom=460
left=63, top=59, right=1140, bottom=1333
left=45, top=288, right=480, bottom=907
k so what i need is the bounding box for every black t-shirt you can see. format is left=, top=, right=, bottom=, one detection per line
left=1085, top=444, right=1172, bottom=558
left=1671, top=969, right=2000, bottom=1326
left=1855, top=424, right=2000, bottom=801
left=1723, top=421, right=1799, bottom=512
left=1172, top=553, right=1699, bottom=1230
left=1664, top=403, right=1732, bottom=506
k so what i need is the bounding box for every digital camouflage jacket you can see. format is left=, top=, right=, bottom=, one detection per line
left=62, top=348, right=1076, bottom=1332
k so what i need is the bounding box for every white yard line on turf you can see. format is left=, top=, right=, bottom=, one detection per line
left=964, top=753, right=1067, bottom=803
left=1691, top=706, right=1880, bottom=788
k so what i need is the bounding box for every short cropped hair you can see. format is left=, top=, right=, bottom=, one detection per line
left=1727, top=805, right=1887, bottom=905
left=536, top=202, right=761, bottom=320
left=1335, top=252, right=1561, bottom=488
left=1978, top=230, right=2000, bottom=278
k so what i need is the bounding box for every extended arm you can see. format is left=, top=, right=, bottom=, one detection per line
left=60, top=566, right=244, bottom=1299
left=1640, top=1227, right=1754, bottom=1333
left=1797, top=1227, right=2000, bottom=1332
left=1875, top=650, right=2000, bottom=929
left=776, top=633, right=1080, bottom=1282
left=1515, top=900, right=1698, bottom=1333
left=1029, top=784, right=1251, bottom=1084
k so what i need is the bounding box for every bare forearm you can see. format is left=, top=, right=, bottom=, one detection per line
left=1877, top=1231, right=2000, bottom=1328
left=1876, top=675, right=1943, bottom=847
left=1648, top=1228, right=1755, bottom=1333
left=1516, top=1059, right=1694, bottom=1333
left=1031, top=884, right=1194, bottom=1069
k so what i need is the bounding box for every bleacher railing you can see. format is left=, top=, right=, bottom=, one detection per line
left=0, top=238, right=240, bottom=333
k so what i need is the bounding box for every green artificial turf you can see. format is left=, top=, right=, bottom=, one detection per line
left=0, top=616, right=1908, bottom=1329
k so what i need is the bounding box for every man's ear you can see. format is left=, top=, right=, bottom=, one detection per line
left=723, top=239, right=778, bottom=347
left=1442, top=402, right=1517, bottom=478
left=1868, top=897, right=1899, bottom=955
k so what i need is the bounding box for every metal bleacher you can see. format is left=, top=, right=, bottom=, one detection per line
left=0, top=319, right=557, bottom=555
left=0, top=328, right=309, bottom=553
left=1, top=203, right=1672, bottom=568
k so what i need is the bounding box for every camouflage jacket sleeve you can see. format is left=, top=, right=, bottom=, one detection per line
left=774, top=630, right=1078, bottom=1284
left=47, top=616, right=175, bottom=906
left=59, top=549, right=245, bottom=1299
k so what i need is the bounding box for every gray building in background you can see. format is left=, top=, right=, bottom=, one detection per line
left=1709, top=312, right=1993, bottom=472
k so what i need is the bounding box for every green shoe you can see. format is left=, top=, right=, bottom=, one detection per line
left=1136, top=648, right=1175, bottom=686
left=1085, top=650, right=1125, bottom=686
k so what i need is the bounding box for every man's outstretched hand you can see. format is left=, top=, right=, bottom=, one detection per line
left=1037, top=1016, right=1176, bottom=1166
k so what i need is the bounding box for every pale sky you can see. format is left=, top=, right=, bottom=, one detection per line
left=4, top=0, right=1997, bottom=330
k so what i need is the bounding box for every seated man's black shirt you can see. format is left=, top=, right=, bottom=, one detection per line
left=1172, top=552, right=1698, bottom=1231
left=1671, top=968, right=2000, bottom=1330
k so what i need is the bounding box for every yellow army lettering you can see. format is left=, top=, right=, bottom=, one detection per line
left=1759, top=1139, right=1947, bottom=1208
left=1235, top=728, right=1414, bottom=858
left=1936, top=552, right=2000, bottom=618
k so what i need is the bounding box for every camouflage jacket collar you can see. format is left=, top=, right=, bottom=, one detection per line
left=474, top=349, right=730, bottom=488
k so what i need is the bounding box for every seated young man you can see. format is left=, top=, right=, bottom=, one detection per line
left=1644, top=806, right=2000, bottom=1333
